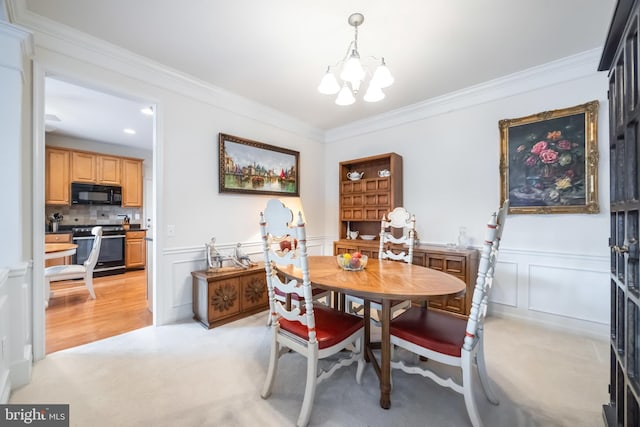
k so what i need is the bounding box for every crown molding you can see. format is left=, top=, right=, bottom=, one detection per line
left=7, top=0, right=607, bottom=145
left=325, top=48, right=605, bottom=142
left=0, top=2, right=33, bottom=76
left=8, top=0, right=324, bottom=143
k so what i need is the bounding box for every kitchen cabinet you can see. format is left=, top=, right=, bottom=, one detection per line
left=45, top=232, right=73, bottom=267
left=599, top=1, right=640, bottom=425
left=45, top=147, right=70, bottom=205
left=125, top=230, right=146, bottom=269
left=70, top=151, right=97, bottom=183
left=191, top=264, right=268, bottom=329
left=45, top=146, right=142, bottom=206
left=339, top=153, right=402, bottom=239
left=97, top=155, right=121, bottom=185
left=71, top=151, right=122, bottom=185
left=333, top=241, right=478, bottom=317
left=122, top=158, right=143, bottom=207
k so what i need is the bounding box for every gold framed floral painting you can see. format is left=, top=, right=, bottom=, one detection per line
left=499, top=101, right=599, bottom=214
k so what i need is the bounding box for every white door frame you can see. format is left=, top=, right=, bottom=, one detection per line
left=31, top=64, right=159, bottom=360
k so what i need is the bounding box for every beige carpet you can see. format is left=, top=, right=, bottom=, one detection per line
left=10, top=313, right=608, bottom=426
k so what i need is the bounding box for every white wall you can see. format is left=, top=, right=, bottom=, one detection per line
left=324, top=51, right=610, bottom=337
left=0, top=14, right=33, bottom=394
left=25, top=25, right=327, bottom=325
left=11, top=8, right=612, bottom=339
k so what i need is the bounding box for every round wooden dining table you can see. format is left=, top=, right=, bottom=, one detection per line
left=276, top=255, right=466, bottom=409
left=44, top=243, right=78, bottom=260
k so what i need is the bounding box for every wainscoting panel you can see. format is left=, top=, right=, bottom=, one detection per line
left=7, top=263, right=31, bottom=391
left=491, top=261, right=518, bottom=307
left=0, top=268, right=9, bottom=403
left=528, top=264, right=609, bottom=323
left=171, top=258, right=206, bottom=308
left=488, top=248, right=610, bottom=338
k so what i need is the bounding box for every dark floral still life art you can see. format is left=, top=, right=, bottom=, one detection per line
left=508, top=115, right=586, bottom=207
left=499, top=101, right=599, bottom=214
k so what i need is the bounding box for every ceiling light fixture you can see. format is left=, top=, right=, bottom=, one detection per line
left=318, top=13, right=394, bottom=106
left=123, top=128, right=136, bottom=135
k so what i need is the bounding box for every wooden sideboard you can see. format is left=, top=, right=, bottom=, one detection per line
left=191, top=263, right=268, bottom=329
left=334, top=240, right=478, bottom=317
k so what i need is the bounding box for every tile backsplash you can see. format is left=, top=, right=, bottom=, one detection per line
left=46, top=205, right=142, bottom=228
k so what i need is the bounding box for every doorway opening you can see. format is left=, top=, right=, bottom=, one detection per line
left=40, top=75, right=156, bottom=355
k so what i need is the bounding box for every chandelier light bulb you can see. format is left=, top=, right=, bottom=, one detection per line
left=335, top=84, right=356, bottom=106
left=363, top=83, right=385, bottom=103
left=371, top=58, right=394, bottom=89
left=340, top=51, right=365, bottom=84
left=318, top=69, right=340, bottom=94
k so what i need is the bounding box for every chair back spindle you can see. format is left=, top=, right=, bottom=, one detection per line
left=463, top=200, right=508, bottom=351
left=259, top=199, right=365, bottom=427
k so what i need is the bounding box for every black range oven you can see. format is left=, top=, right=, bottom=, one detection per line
left=72, top=225, right=126, bottom=277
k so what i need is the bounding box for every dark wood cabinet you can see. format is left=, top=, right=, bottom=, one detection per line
left=191, top=264, right=268, bottom=329
left=599, top=1, right=640, bottom=425
left=333, top=240, right=478, bottom=316
left=339, top=153, right=403, bottom=239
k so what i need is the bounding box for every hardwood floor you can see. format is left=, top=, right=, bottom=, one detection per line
left=45, top=269, right=152, bottom=354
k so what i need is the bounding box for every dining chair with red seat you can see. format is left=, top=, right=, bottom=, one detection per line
left=259, top=199, right=365, bottom=427
left=346, top=206, right=416, bottom=324
left=389, top=200, right=508, bottom=427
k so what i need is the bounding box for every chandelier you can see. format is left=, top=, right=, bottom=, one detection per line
left=317, top=13, right=394, bottom=106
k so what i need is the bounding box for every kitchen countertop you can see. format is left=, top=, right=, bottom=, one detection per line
left=45, top=224, right=146, bottom=234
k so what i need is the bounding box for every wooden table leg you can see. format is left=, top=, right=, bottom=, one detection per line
left=380, top=298, right=391, bottom=409
left=364, top=299, right=371, bottom=363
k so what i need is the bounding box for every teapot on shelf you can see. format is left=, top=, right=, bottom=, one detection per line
left=377, top=169, right=391, bottom=177
left=347, top=171, right=364, bottom=181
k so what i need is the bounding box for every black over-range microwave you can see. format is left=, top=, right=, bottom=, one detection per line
left=71, top=183, right=122, bottom=205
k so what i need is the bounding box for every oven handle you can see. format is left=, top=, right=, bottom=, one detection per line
left=73, top=235, right=125, bottom=240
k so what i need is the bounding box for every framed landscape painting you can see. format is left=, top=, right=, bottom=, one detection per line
left=218, top=133, right=299, bottom=196
left=499, top=101, right=599, bottom=214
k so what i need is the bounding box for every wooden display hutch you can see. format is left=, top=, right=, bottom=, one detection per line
left=599, top=1, right=640, bottom=425
left=335, top=152, right=479, bottom=317
left=338, top=152, right=403, bottom=239
left=191, top=263, right=268, bottom=329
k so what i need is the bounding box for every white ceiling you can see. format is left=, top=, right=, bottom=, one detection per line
left=45, top=77, right=155, bottom=150
left=24, top=0, right=616, bottom=149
